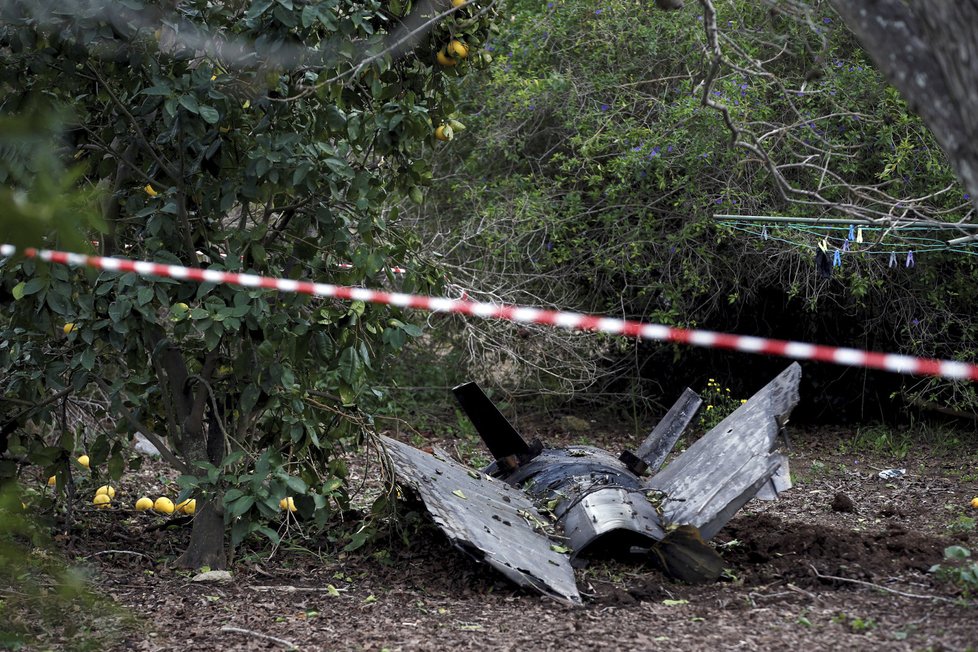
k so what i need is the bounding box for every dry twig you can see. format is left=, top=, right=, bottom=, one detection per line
left=220, top=625, right=298, bottom=650
left=809, top=565, right=959, bottom=604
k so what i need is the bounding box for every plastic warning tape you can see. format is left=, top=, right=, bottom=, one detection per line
left=3, top=244, right=977, bottom=381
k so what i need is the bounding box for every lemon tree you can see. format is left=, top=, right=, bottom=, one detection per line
left=0, top=0, right=496, bottom=569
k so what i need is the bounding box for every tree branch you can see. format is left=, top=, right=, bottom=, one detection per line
left=93, top=377, right=188, bottom=474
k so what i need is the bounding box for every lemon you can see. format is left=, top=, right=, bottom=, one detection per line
left=448, top=39, right=468, bottom=59
left=135, top=496, right=154, bottom=511
left=63, top=323, right=76, bottom=335
left=280, top=497, right=297, bottom=513
left=93, top=494, right=112, bottom=509
left=47, top=476, right=57, bottom=487
left=451, top=0, right=466, bottom=6
left=434, top=124, right=454, bottom=142
left=154, top=497, right=175, bottom=514
left=176, top=498, right=197, bottom=515
left=972, top=497, right=978, bottom=509
left=77, top=454, right=90, bottom=468
left=96, top=485, right=116, bottom=499
left=435, top=48, right=457, bottom=67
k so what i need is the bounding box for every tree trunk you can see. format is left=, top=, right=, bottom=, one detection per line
left=148, top=328, right=228, bottom=570
left=830, top=0, right=978, bottom=210
left=174, top=497, right=227, bottom=570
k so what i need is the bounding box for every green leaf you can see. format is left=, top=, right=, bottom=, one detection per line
left=20, top=278, right=45, bottom=296
left=283, top=475, right=308, bottom=494
left=198, top=105, right=220, bottom=124
left=256, top=526, right=281, bottom=545
left=227, top=495, right=255, bottom=518
left=223, top=488, right=245, bottom=502
left=231, top=517, right=254, bottom=548
left=107, top=452, right=125, bottom=480
left=141, top=85, right=172, bottom=96
left=945, top=545, right=972, bottom=560
left=11, top=281, right=25, bottom=300
left=337, top=346, right=362, bottom=384
left=178, top=94, right=200, bottom=114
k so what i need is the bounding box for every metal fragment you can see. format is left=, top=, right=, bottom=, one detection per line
left=646, top=363, right=801, bottom=539
left=379, top=435, right=581, bottom=605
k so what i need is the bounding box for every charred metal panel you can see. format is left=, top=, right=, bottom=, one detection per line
left=496, top=447, right=666, bottom=557
left=451, top=382, right=533, bottom=464
left=646, top=363, right=801, bottom=540
left=620, top=387, right=703, bottom=475
left=379, top=435, right=581, bottom=605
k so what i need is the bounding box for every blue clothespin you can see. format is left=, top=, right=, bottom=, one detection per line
left=906, top=250, right=915, bottom=268
left=842, top=239, right=850, bottom=253
left=888, top=251, right=897, bottom=268
left=833, top=249, right=841, bottom=267
left=848, top=225, right=855, bottom=241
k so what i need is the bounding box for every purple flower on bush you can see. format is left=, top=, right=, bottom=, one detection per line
left=823, top=17, right=831, bottom=24
left=595, top=8, right=602, bottom=15
left=600, top=103, right=609, bottom=111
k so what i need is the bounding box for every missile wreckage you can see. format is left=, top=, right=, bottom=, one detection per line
left=380, top=363, right=801, bottom=605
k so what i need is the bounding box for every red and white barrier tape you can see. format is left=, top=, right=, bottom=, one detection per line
left=3, top=244, right=976, bottom=381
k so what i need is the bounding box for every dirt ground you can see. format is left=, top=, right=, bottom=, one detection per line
left=39, top=423, right=978, bottom=651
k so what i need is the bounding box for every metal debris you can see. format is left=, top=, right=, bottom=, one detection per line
left=381, top=363, right=802, bottom=603
left=380, top=436, right=581, bottom=605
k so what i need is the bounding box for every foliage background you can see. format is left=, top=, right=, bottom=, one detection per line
left=406, top=0, right=978, bottom=422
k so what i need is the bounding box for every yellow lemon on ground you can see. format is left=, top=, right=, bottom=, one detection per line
left=96, top=485, right=116, bottom=499
left=435, top=48, right=457, bottom=67
left=280, top=497, right=297, bottom=513
left=63, top=323, right=76, bottom=335
left=135, top=497, right=154, bottom=511
left=93, top=494, right=112, bottom=509
left=448, top=39, right=468, bottom=59
left=154, top=497, right=175, bottom=514
left=77, top=455, right=90, bottom=468
left=47, top=476, right=57, bottom=487
left=971, top=497, right=978, bottom=509
left=176, top=499, right=197, bottom=515
left=451, top=0, right=466, bottom=6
